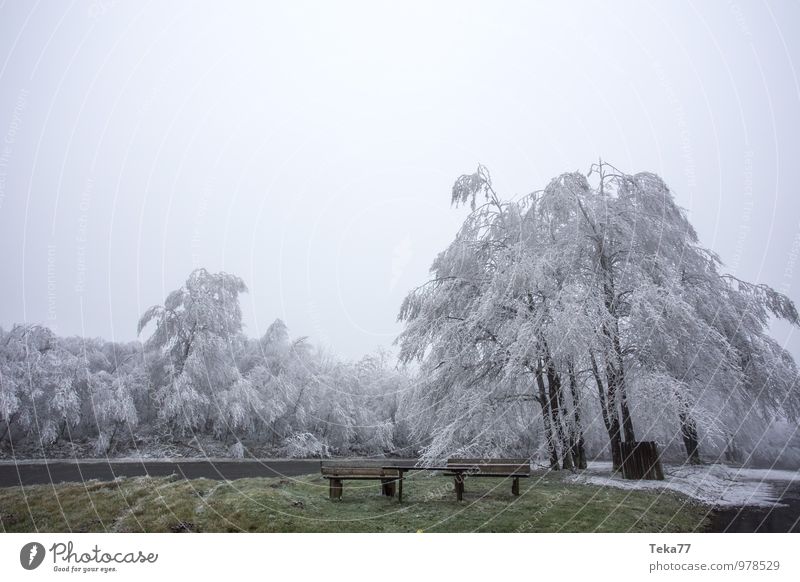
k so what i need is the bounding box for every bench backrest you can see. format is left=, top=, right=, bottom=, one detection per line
left=446, top=458, right=530, bottom=475
left=320, top=465, right=399, bottom=478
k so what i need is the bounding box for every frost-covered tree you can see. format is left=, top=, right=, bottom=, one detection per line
left=267, top=345, right=398, bottom=457
left=398, top=162, right=800, bottom=469
left=87, top=370, right=140, bottom=454
left=398, top=166, right=569, bottom=465
left=138, top=268, right=249, bottom=435
left=0, top=325, right=81, bottom=447
left=3, top=270, right=410, bottom=457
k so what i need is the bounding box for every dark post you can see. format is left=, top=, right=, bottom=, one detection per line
left=330, top=478, right=343, bottom=499
left=619, top=441, right=664, bottom=480
left=454, top=473, right=465, bottom=501
left=381, top=479, right=396, bottom=497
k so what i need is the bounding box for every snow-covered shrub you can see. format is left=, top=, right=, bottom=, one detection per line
left=281, top=432, right=330, bottom=458
left=228, top=441, right=245, bottom=459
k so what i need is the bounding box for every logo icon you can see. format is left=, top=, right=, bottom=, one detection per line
left=20, top=542, right=46, bottom=570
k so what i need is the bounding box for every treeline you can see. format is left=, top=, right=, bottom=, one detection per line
left=0, top=270, right=410, bottom=457
left=2, top=163, right=799, bottom=467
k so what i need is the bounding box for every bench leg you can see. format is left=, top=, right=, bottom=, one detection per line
left=454, top=475, right=464, bottom=502
left=381, top=479, right=396, bottom=497
left=512, top=477, right=520, bottom=496
left=329, top=478, right=343, bottom=500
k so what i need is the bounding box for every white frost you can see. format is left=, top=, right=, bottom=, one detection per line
left=572, top=462, right=794, bottom=508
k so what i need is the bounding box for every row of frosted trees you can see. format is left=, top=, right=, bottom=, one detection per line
left=0, top=269, right=409, bottom=457
left=396, top=162, right=800, bottom=469
left=2, top=163, right=799, bottom=466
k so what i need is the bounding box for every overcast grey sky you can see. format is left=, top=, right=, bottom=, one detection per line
left=1, top=1, right=799, bottom=361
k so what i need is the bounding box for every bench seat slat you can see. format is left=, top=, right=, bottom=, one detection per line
left=443, top=471, right=530, bottom=478
left=447, top=465, right=531, bottom=475
left=445, top=458, right=530, bottom=477
left=448, top=458, right=528, bottom=465
left=320, top=467, right=400, bottom=478
left=322, top=475, right=401, bottom=481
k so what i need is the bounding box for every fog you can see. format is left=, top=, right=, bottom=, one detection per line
left=1, top=1, right=799, bottom=361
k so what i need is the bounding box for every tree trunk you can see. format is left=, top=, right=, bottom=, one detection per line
left=567, top=362, right=587, bottom=470
left=106, top=425, right=119, bottom=454
left=724, top=433, right=740, bottom=464
left=546, top=362, right=574, bottom=471
left=679, top=412, right=701, bottom=464
left=605, top=344, right=636, bottom=443
left=591, top=352, right=622, bottom=471
left=536, top=375, right=560, bottom=470
left=0, top=412, right=18, bottom=443
left=617, top=376, right=636, bottom=444
left=619, top=441, right=665, bottom=480
left=598, top=246, right=636, bottom=445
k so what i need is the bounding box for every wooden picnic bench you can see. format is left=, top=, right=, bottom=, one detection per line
left=320, top=462, right=401, bottom=500
left=319, top=458, right=531, bottom=502
left=444, top=458, right=530, bottom=501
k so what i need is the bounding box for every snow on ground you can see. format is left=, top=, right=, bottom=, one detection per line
left=572, top=462, right=797, bottom=508
left=724, top=467, right=800, bottom=482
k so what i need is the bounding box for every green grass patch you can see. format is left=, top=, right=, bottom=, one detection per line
left=0, top=471, right=712, bottom=533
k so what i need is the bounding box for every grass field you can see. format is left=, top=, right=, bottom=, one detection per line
left=0, top=470, right=713, bottom=533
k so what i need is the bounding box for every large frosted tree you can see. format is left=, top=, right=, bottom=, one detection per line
left=0, top=325, right=81, bottom=447
left=398, top=162, right=800, bottom=468
left=137, top=268, right=254, bottom=436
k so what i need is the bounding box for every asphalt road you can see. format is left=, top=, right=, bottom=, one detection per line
left=0, top=459, right=321, bottom=487
left=711, top=480, right=800, bottom=533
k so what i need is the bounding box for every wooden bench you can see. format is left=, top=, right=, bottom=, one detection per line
left=444, top=458, right=530, bottom=501
left=320, top=463, right=402, bottom=500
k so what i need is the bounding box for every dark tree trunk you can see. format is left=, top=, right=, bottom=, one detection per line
left=536, top=375, right=560, bottom=470
left=106, top=425, right=119, bottom=454
left=679, top=412, right=701, bottom=464
left=591, top=352, right=622, bottom=471
left=605, top=351, right=635, bottom=444
left=617, top=382, right=636, bottom=444
left=567, top=362, right=587, bottom=470
left=608, top=412, right=623, bottom=472
left=619, top=441, right=664, bottom=480
left=0, top=412, right=18, bottom=443
left=546, top=362, right=574, bottom=471
left=724, top=433, right=740, bottom=464
left=598, top=246, right=636, bottom=445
